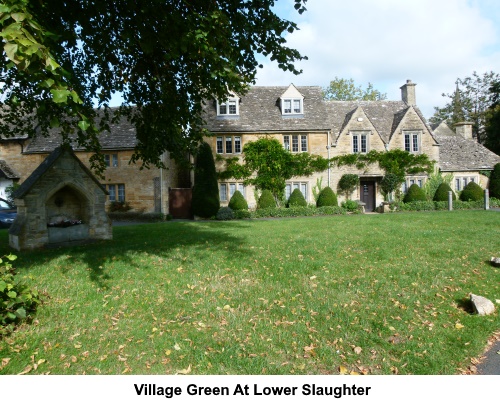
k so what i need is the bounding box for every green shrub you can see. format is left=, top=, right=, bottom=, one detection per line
left=489, top=163, right=500, bottom=199
left=108, top=200, right=132, bottom=212
left=380, top=173, right=401, bottom=201
left=460, top=181, right=484, bottom=202
left=287, top=188, right=307, bottom=207
left=1, top=254, right=41, bottom=336
left=192, top=142, right=220, bottom=218
left=490, top=197, right=500, bottom=208
left=403, top=184, right=427, bottom=203
left=338, top=174, right=359, bottom=199
left=251, top=206, right=346, bottom=218
left=228, top=190, right=248, bottom=211
left=258, top=190, right=276, bottom=209
left=316, top=186, right=338, bottom=207
left=433, top=183, right=456, bottom=201
left=341, top=199, right=359, bottom=211
left=233, top=209, right=251, bottom=219
left=216, top=207, right=234, bottom=220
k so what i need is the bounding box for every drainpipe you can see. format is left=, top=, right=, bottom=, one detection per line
left=160, top=152, right=164, bottom=214
left=327, top=131, right=331, bottom=187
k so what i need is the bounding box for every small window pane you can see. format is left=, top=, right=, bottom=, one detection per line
left=412, top=134, right=419, bottom=152
left=293, top=99, right=301, bottom=113
left=234, top=136, right=241, bottom=153
left=361, top=135, right=367, bottom=153
left=108, top=185, right=116, bottom=201
left=301, top=135, right=307, bottom=152
left=225, top=137, right=233, bottom=154
left=229, top=183, right=236, bottom=198
left=285, top=184, right=291, bottom=200
left=237, top=184, right=244, bottom=195
left=219, top=184, right=227, bottom=201
left=118, top=184, right=125, bottom=202
left=300, top=183, right=307, bottom=200
left=292, top=135, right=299, bottom=152
left=216, top=137, right=223, bottom=154
left=455, top=178, right=461, bottom=191
left=353, top=135, right=359, bottom=153
left=284, top=135, right=290, bottom=151
left=404, top=134, right=410, bottom=151
left=228, top=100, right=237, bottom=114
left=284, top=99, right=292, bottom=114
left=112, top=154, right=118, bottom=167
left=219, top=103, right=227, bottom=115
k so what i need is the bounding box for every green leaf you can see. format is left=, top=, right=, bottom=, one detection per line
left=6, top=254, right=17, bottom=261
left=50, top=89, right=70, bottom=103
left=78, top=119, right=90, bottom=131
left=15, top=308, right=26, bottom=319
left=50, top=116, right=60, bottom=128
left=0, top=280, right=6, bottom=292
left=0, top=5, right=12, bottom=13
left=40, top=78, right=55, bottom=88
left=6, top=312, right=17, bottom=320
left=11, top=13, right=27, bottom=22
left=7, top=291, right=17, bottom=298
left=4, top=42, right=19, bottom=63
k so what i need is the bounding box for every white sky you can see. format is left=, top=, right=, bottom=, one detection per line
left=255, top=0, right=500, bottom=118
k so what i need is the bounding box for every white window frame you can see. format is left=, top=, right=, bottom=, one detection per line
left=104, top=153, right=118, bottom=167
left=403, top=176, right=426, bottom=192
left=219, top=182, right=245, bottom=202
left=404, top=131, right=421, bottom=153
left=285, top=182, right=308, bottom=201
left=217, top=98, right=239, bottom=116
left=284, top=135, right=307, bottom=152
left=455, top=176, right=477, bottom=191
left=352, top=131, right=369, bottom=153
left=281, top=98, right=303, bottom=115
left=215, top=136, right=242, bottom=154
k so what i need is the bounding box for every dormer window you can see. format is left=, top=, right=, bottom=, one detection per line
left=280, top=84, right=304, bottom=116
left=282, top=98, right=303, bottom=115
left=217, top=98, right=239, bottom=116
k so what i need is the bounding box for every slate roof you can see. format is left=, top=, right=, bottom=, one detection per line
left=202, top=86, right=330, bottom=133
left=325, top=101, right=435, bottom=144
left=0, top=160, right=20, bottom=179
left=14, top=146, right=107, bottom=199
left=24, top=113, right=137, bottom=153
left=435, top=134, right=500, bottom=171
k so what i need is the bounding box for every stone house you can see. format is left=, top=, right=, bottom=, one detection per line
left=202, top=80, right=500, bottom=211
left=0, top=114, right=185, bottom=214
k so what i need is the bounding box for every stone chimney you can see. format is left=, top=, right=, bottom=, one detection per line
left=454, top=122, right=474, bottom=140
left=400, top=79, right=416, bottom=105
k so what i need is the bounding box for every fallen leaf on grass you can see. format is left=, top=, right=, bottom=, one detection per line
left=177, top=365, right=191, bottom=375
left=353, top=346, right=362, bottom=354
left=18, top=365, right=33, bottom=375
left=339, top=365, right=348, bottom=375
left=455, top=323, right=465, bottom=329
left=174, top=343, right=181, bottom=351
left=1, top=358, right=11, bottom=370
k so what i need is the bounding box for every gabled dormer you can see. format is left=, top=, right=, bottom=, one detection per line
left=216, top=92, right=240, bottom=118
left=280, top=84, right=304, bottom=117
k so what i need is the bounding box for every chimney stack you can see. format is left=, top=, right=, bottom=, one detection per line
left=454, top=122, right=474, bottom=140
left=400, top=79, right=416, bottom=105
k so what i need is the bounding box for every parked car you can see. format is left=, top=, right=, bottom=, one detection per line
left=0, top=198, right=16, bottom=228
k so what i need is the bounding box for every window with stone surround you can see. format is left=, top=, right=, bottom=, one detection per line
left=285, top=182, right=308, bottom=201
left=351, top=131, right=369, bottom=153
left=104, top=154, right=118, bottom=167
left=217, top=98, right=239, bottom=116
left=107, top=184, right=125, bottom=202
left=216, top=136, right=242, bottom=154
left=283, top=135, right=307, bottom=152
left=219, top=182, right=245, bottom=202
left=404, top=131, right=421, bottom=153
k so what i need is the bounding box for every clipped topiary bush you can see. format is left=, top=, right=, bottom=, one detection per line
left=192, top=142, right=220, bottom=218
left=380, top=173, right=402, bottom=201
left=403, top=184, right=427, bottom=203
left=257, top=189, right=276, bottom=209
left=316, top=186, right=338, bottom=207
left=287, top=188, right=307, bottom=207
left=228, top=190, right=248, bottom=211
left=433, top=182, right=456, bottom=201
left=460, top=181, right=484, bottom=202
left=338, top=174, right=359, bottom=199
left=216, top=207, right=234, bottom=221
left=489, top=163, right=500, bottom=199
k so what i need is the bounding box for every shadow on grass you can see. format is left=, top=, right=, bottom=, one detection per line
left=456, top=296, right=475, bottom=314
left=0, top=220, right=253, bottom=289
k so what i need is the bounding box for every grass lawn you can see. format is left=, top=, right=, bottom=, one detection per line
left=0, top=211, right=499, bottom=375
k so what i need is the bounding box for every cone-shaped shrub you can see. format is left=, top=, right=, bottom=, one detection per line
left=287, top=188, right=307, bottom=207
left=490, top=163, right=500, bottom=199
left=192, top=142, right=220, bottom=218
left=228, top=190, right=248, bottom=211
left=257, top=189, right=276, bottom=209
left=460, top=181, right=483, bottom=202
left=433, top=182, right=456, bottom=201
left=403, top=184, right=427, bottom=203
left=316, top=186, right=338, bottom=207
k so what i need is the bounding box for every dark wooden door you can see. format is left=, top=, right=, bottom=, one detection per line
left=168, top=188, right=192, bottom=219
left=360, top=181, right=375, bottom=212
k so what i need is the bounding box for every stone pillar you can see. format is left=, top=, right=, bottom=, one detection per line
left=485, top=189, right=489, bottom=210
left=448, top=191, right=453, bottom=211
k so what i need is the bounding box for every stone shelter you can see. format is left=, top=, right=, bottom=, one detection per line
left=9, top=146, right=112, bottom=250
